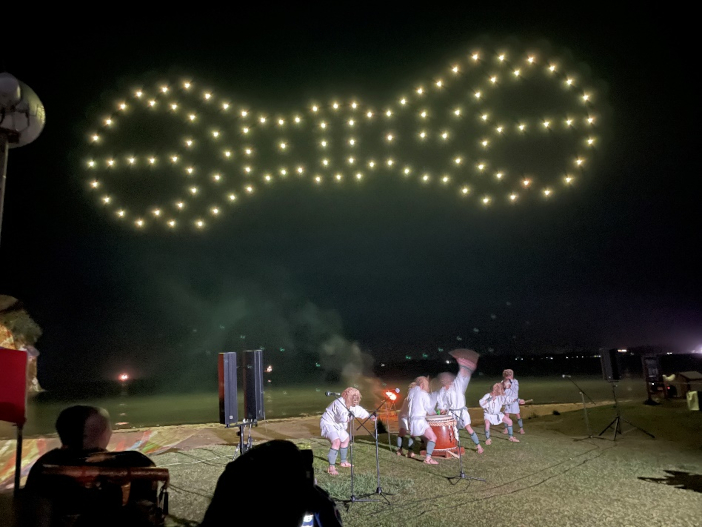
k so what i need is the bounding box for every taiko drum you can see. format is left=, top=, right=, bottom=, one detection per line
left=426, top=414, right=458, bottom=452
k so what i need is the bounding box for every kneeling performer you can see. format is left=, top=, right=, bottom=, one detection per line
left=479, top=383, right=525, bottom=445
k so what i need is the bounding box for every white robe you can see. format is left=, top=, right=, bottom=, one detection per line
left=479, top=393, right=518, bottom=426
left=503, top=379, right=520, bottom=414
left=320, top=397, right=370, bottom=442
left=397, top=396, right=410, bottom=431
left=407, top=386, right=434, bottom=436
left=429, top=390, right=440, bottom=412
left=436, top=371, right=472, bottom=427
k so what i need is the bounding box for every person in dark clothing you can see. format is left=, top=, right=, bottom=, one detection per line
left=201, top=439, right=342, bottom=527
left=22, top=405, right=159, bottom=527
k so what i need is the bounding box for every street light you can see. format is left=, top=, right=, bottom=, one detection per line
left=0, top=72, right=46, bottom=245
left=0, top=73, right=44, bottom=496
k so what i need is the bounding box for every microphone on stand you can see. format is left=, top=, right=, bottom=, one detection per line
left=325, top=391, right=341, bottom=397
left=562, top=374, right=571, bottom=378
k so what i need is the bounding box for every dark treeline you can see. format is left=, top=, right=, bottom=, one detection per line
left=375, top=352, right=701, bottom=380
left=33, top=352, right=700, bottom=400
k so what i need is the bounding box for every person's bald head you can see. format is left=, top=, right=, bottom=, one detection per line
left=55, top=405, right=112, bottom=450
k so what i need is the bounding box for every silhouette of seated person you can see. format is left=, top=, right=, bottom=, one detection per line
left=23, top=405, right=160, bottom=527
left=200, top=439, right=342, bottom=527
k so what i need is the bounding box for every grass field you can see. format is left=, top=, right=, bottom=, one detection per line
left=3, top=376, right=700, bottom=526
left=156, top=398, right=702, bottom=526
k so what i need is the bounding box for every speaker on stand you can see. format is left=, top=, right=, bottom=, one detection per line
left=598, top=348, right=655, bottom=440
left=218, top=352, right=238, bottom=427
left=600, top=348, right=622, bottom=382
left=218, top=350, right=265, bottom=457
left=243, top=349, right=265, bottom=422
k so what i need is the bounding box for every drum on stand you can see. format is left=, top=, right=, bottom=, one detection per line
left=424, top=414, right=460, bottom=456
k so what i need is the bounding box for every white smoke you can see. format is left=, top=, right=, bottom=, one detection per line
left=143, top=260, right=373, bottom=384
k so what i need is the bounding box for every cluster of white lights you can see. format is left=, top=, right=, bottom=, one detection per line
left=85, top=47, right=601, bottom=230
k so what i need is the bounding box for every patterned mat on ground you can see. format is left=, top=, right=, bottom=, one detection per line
left=0, top=427, right=228, bottom=491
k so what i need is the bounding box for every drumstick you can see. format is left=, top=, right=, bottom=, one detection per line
left=522, top=399, right=534, bottom=404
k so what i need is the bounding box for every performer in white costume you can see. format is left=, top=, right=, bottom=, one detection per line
left=395, top=381, right=416, bottom=457
left=479, top=382, right=525, bottom=445
left=435, top=355, right=485, bottom=454
left=406, top=376, right=440, bottom=464
left=429, top=380, right=441, bottom=414
left=501, top=369, right=525, bottom=435
left=320, top=387, right=374, bottom=475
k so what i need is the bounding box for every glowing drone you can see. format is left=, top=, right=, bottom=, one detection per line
left=84, top=46, right=602, bottom=231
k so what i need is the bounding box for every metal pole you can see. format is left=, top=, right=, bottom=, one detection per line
left=0, top=133, right=9, bottom=247
left=385, top=400, right=392, bottom=453
left=349, top=411, right=355, bottom=500
left=14, top=425, right=23, bottom=497
left=374, top=416, right=381, bottom=492
left=580, top=390, right=591, bottom=437
left=0, top=133, right=14, bottom=494
left=612, top=383, right=622, bottom=437
left=451, top=409, right=465, bottom=478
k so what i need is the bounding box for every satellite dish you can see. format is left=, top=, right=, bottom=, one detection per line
left=0, top=72, right=46, bottom=148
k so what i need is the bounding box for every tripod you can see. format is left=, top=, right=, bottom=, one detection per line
left=599, top=382, right=655, bottom=441
left=446, top=408, right=486, bottom=485
left=232, top=420, right=255, bottom=459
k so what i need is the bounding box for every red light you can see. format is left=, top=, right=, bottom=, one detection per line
left=385, top=390, right=397, bottom=401
left=119, top=373, right=129, bottom=382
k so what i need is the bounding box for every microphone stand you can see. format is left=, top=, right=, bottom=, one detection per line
left=564, top=375, right=602, bottom=442
left=357, top=400, right=393, bottom=503
left=446, top=408, right=486, bottom=485
left=338, top=399, right=378, bottom=508
left=384, top=396, right=395, bottom=454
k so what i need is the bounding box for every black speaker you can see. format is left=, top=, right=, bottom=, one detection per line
left=642, top=356, right=660, bottom=382
left=218, top=352, right=238, bottom=426
left=243, top=349, right=265, bottom=421
left=601, top=348, right=622, bottom=381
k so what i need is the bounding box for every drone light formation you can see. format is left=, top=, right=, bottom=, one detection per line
left=84, top=45, right=602, bottom=230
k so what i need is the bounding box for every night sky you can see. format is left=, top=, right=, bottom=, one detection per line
left=0, top=8, right=698, bottom=387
